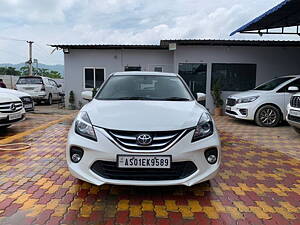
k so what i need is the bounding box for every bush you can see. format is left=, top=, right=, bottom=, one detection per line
left=69, top=91, right=75, bottom=109
left=211, top=80, right=223, bottom=107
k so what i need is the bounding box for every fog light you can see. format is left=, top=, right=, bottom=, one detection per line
left=71, top=154, right=81, bottom=163
left=70, top=147, right=84, bottom=163
left=204, top=148, right=218, bottom=164
left=207, top=155, right=217, bottom=164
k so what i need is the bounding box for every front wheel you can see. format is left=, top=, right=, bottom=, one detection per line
left=47, top=94, right=52, bottom=105
left=255, top=105, right=281, bottom=127
left=293, top=127, right=300, bottom=134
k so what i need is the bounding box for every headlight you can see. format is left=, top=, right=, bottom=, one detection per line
left=237, top=96, right=259, bottom=104
left=75, top=112, right=97, bottom=141
left=192, top=113, right=214, bottom=142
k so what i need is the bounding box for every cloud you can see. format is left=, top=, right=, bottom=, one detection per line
left=0, top=0, right=296, bottom=65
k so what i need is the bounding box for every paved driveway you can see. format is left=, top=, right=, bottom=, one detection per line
left=0, top=113, right=299, bottom=225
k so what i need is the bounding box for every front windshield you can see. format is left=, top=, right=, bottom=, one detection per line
left=96, top=75, right=193, bottom=101
left=254, top=77, right=294, bottom=91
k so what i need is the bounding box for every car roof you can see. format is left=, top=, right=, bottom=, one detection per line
left=113, top=71, right=178, bottom=76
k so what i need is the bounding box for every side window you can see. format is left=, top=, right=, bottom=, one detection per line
left=278, top=79, right=300, bottom=93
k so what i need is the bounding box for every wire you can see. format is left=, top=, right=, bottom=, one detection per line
left=0, top=36, right=27, bottom=42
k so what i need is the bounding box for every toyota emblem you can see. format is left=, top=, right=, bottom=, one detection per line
left=136, top=134, right=152, bottom=146
left=10, top=103, right=16, bottom=111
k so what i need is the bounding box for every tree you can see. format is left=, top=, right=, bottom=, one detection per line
left=19, top=66, right=62, bottom=79
left=0, top=67, right=21, bottom=76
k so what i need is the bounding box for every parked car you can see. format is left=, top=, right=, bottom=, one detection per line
left=225, top=75, right=300, bottom=127
left=67, top=72, right=221, bottom=186
left=0, top=88, right=34, bottom=112
left=287, top=92, right=300, bottom=133
left=0, top=93, right=26, bottom=128
left=16, top=76, right=62, bottom=105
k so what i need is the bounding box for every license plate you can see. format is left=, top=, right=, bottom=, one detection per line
left=24, top=103, right=33, bottom=109
left=290, top=110, right=300, bottom=117
left=117, top=155, right=171, bottom=169
left=226, top=106, right=231, bottom=111
left=9, top=113, right=22, bottom=121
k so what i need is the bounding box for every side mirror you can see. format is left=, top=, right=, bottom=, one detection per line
left=57, top=84, right=62, bottom=88
left=196, top=93, right=206, bottom=101
left=81, top=91, right=93, bottom=101
left=288, top=86, right=299, bottom=92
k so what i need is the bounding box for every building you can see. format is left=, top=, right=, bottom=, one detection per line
left=51, top=39, right=300, bottom=112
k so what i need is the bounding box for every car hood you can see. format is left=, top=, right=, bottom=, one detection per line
left=228, top=90, right=269, bottom=99
left=82, top=100, right=206, bottom=131
left=0, top=93, right=21, bottom=103
left=0, top=88, right=30, bottom=98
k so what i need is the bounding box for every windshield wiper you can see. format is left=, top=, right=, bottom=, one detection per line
left=162, top=97, right=191, bottom=101
left=118, top=97, right=151, bottom=100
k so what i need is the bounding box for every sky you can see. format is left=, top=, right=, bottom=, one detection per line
left=0, top=0, right=297, bottom=65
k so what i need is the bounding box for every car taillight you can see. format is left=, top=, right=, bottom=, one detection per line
left=41, top=85, right=45, bottom=91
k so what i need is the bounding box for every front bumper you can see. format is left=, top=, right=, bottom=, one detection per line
left=66, top=125, right=221, bottom=186
left=286, top=105, right=300, bottom=129
left=0, top=110, right=26, bottom=127
left=225, top=103, right=256, bottom=120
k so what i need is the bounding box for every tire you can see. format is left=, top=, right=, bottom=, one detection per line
left=255, top=105, right=281, bottom=127
left=47, top=94, right=52, bottom=105
left=293, top=127, right=300, bottom=134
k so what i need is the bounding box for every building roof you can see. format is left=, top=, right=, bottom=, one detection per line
left=160, top=39, right=300, bottom=47
left=50, top=44, right=167, bottom=50
left=51, top=39, right=300, bottom=50
left=231, top=0, right=300, bottom=35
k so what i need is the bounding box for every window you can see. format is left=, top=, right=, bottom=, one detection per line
left=256, top=77, right=294, bottom=91
left=124, top=66, right=141, bottom=71
left=96, top=75, right=193, bottom=101
left=17, top=77, right=43, bottom=84
left=84, top=68, right=105, bottom=89
left=277, top=78, right=300, bottom=92
left=211, top=63, right=256, bottom=91
left=154, top=66, right=163, bottom=72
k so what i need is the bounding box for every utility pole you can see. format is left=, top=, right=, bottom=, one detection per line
left=27, top=41, right=34, bottom=76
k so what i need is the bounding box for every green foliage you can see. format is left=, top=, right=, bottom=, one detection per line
left=0, top=67, right=21, bottom=76
left=92, top=88, right=98, bottom=97
left=19, top=66, right=62, bottom=78
left=69, top=91, right=75, bottom=105
left=211, top=80, right=224, bottom=107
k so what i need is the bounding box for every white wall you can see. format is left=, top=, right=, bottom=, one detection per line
left=174, top=45, right=300, bottom=112
left=64, top=49, right=173, bottom=106
left=64, top=45, right=300, bottom=111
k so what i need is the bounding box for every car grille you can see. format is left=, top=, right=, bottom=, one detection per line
left=0, top=101, right=23, bottom=113
left=290, top=96, right=300, bottom=108
left=288, top=115, right=300, bottom=123
left=226, top=98, right=236, bottom=106
left=20, top=96, right=33, bottom=104
left=91, top=160, right=197, bottom=181
left=106, top=129, right=187, bottom=151
left=225, top=110, right=238, bottom=115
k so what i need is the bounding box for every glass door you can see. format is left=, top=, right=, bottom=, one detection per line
left=178, top=63, right=207, bottom=105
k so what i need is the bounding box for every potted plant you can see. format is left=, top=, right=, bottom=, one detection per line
left=69, top=90, right=76, bottom=110
left=211, top=80, right=224, bottom=116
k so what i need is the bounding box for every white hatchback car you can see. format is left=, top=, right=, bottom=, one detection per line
left=67, top=72, right=221, bottom=186
left=16, top=76, right=62, bottom=105
left=226, top=75, right=300, bottom=127
left=0, top=93, right=26, bottom=128
left=287, top=93, right=300, bottom=133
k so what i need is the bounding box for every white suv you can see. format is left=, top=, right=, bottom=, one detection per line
left=287, top=93, right=300, bottom=133
left=0, top=93, right=26, bottom=128
left=67, top=72, right=221, bottom=186
left=16, top=76, right=62, bottom=105
left=226, top=75, right=300, bottom=127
